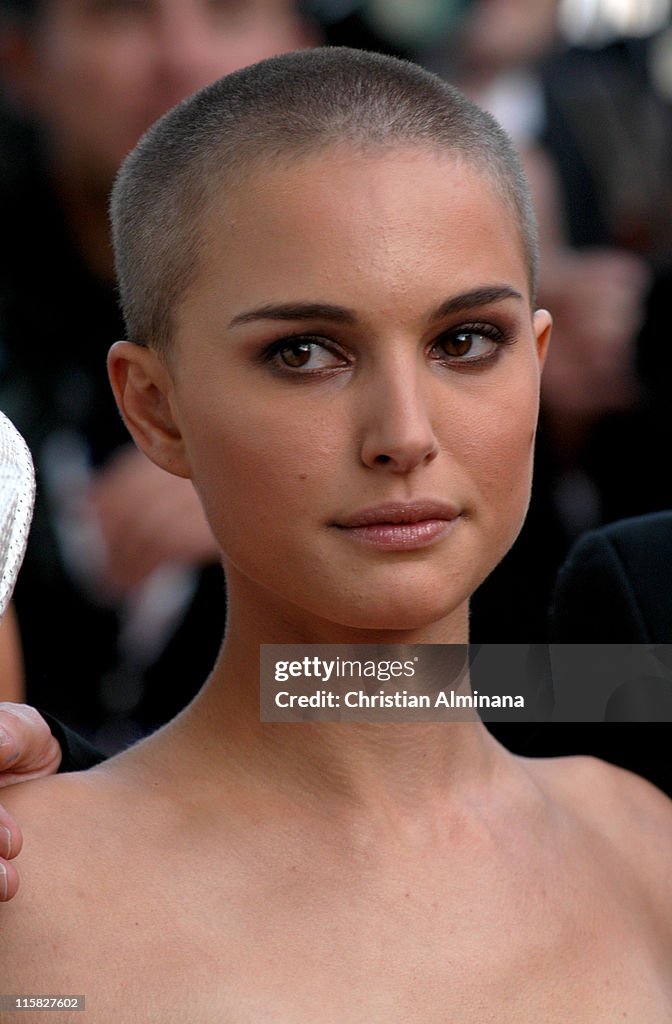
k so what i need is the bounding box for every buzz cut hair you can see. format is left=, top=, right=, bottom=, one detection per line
left=111, top=46, right=539, bottom=353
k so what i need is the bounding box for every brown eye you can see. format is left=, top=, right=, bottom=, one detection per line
left=267, top=337, right=348, bottom=373
left=445, top=332, right=474, bottom=357
left=280, top=342, right=313, bottom=367
left=434, top=328, right=501, bottom=363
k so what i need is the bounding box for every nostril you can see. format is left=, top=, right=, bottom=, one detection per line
left=375, top=455, right=392, bottom=464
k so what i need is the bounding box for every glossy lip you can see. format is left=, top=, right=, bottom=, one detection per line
left=335, top=501, right=460, bottom=528
left=332, top=501, right=460, bottom=551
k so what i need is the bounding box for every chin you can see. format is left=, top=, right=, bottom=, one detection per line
left=320, top=585, right=471, bottom=636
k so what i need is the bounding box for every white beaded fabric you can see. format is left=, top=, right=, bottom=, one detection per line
left=0, top=410, right=35, bottom=618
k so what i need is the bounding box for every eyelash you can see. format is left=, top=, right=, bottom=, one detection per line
left=261, top=334, right=348, bottom=374
left=430, top=323, right=510, bottom=365
left=261, top=323, right=513, bottom=375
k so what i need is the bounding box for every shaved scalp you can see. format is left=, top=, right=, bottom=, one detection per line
left=111, top=47, right=539, bottom=353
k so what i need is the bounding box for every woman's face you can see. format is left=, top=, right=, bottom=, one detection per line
left=163, top=145, right=550, bottom=637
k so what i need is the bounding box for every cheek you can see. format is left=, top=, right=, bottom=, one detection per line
left=183, top=394, right=338, bottom=557
left=458, top=377, right=539, bottom=531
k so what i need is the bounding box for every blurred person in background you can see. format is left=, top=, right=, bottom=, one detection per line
left=445, top=0, right=672, bottom=433
left=0, top=0, right=315, bottom=749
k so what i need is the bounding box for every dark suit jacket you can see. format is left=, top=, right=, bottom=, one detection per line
left=549, top=511, right=672, bottom=643
left=541, top=513, right=672, bottom=795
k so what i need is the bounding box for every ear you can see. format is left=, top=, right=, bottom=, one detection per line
left=533, top=309, right=552, bottom=371
left=108, top=342, right=192, bottom=479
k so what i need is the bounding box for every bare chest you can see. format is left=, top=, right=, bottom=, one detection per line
left=13, top=861, right=672, bottom=1024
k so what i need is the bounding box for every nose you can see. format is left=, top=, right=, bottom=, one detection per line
left=359, top=360, right=440, bottom=474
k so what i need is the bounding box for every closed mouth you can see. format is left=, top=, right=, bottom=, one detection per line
left=334, top=502, right=459, bottom=529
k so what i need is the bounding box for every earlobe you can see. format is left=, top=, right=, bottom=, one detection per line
left=107, top=341, right=192, bottom=479
left=533, top=309, right=553, bottom=370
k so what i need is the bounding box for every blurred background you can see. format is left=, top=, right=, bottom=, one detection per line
left=1, top=0, right=671, bottom=750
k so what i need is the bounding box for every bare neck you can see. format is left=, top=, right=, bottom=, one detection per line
left=142, top=592, right=506, bottom=826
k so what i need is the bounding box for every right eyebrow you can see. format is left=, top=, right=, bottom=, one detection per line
left=228, top=302, right=357, bottom=329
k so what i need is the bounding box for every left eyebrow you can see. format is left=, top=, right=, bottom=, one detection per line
left=227, top=286, right=524, bottom=330
left=427, top=286, right=524, bottom=322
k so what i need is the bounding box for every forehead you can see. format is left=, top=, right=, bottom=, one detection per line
left=178, top=145, right=530, bottom=330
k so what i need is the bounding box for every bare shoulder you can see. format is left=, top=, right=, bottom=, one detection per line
left=529, top=754, right=672, bottom=925
left=0, top=765, right=158, bottom=951
left=537, top=753, right=672, bottom=845
left=0, top=766, right=132, bottom=893
left=0, top=763, right=183, bottom=1020
left=1, top=770, right=101, bottom=863
left=0, top=736, right=168, bottom=842
left=0, top=754, right=168, bottom=879
left=0, top=765, right=132, bottom=858
left=0, top=773, right=106, bottom=986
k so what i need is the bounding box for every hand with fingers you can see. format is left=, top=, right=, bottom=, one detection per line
left=0, top=704, right=62, bottom=901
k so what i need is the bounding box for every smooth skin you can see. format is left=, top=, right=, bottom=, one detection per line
left=1, top=147, right=671, bottom=1022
